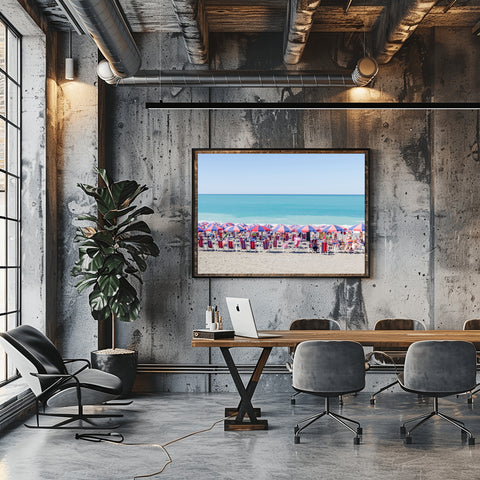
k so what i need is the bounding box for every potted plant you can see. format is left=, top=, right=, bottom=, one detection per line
left=71, top=168, right=159, bottom=396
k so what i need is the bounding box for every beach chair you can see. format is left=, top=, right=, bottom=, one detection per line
left=207, top=239, right=214, bottom=250
left=198, top=236, right=204, bottom=249
left=227, top=239, right=235, bottom=251
left=250, top=239, right=257, bottom=252
left=240, top=238, right=247, bottom=251
left=217, top=239, right=224, bottom=250
left=321, top=241, right=328, bottom=254
left=263, top=239, right=270, bottom=251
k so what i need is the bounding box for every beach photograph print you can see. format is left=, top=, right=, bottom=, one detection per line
left=193, top=149, right=368, bottom=277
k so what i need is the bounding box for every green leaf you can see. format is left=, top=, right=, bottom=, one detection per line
left=104, top=254, right=125, bottom=274
left=116, top=206, right=155, bottom=229
left=118, top=220, right=151, bottom=235
left=75, top=277, right=97, bottom=293
left=89, top=288, right=108, bottom=312
left=77, top=214, right=98, bottom=223
left=98, top=274, right=120, bottom=297
left=103, top=205, right=137, bottom=222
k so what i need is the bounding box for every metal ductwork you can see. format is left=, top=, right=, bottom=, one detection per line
left=114, top=70, right=356, bottom=87
left=66, top=0, right=141, bottom=84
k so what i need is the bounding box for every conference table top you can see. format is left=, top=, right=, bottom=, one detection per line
left=191, top=329, right=480, bottom=348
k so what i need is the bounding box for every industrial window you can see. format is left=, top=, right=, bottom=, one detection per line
left=0, top=15, right=21, bottom=386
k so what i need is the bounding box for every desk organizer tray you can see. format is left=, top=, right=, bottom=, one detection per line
left=193, top=329, right=235, bottom=339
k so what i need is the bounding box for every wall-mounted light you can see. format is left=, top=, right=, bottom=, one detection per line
left=351, top=57, right=378, bottom=87
left=473, top=19, right=480, bottom=36
left=65, top=30, right=74, bottom=80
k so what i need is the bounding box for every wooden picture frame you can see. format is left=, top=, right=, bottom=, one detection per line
left=193, top=148, right=369, bottom=277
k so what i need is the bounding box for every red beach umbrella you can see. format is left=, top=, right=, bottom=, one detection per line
left=224, top=224, right=245, bottom=233
left=249, top=224, right=270, bottom=233
left=321, top=224, right=345, bottom=234
left=298, top=224, right=317, bottom=233
left=349, top=223, right=365, bottom=232
left=272, top=224, right=292, bottom=233
left=205, top=223, right=222, bottom=232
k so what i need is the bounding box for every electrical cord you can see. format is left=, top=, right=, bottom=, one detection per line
left=75, top=414, right=234, bottom=479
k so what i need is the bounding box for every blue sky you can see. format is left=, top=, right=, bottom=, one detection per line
left=197, top=152, right=366, bottom=195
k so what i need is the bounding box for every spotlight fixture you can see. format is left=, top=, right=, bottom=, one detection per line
left=65, top=30, right=74, bottom=80
left=351, top=57, right=378, bottom=87
left=473, top=19, right=480, bottom=37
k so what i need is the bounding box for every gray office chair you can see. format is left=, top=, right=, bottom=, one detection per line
left=461, top=319, right=480, bottom=403
left=367, top=318, right=425, bottom=405
left=398, top=340, right=477, bottom=445
left=0, top=325, right=124, bottom=429
left=292, top=340, right=366, bottom=445
left=286, top=318, right=341, bottom=405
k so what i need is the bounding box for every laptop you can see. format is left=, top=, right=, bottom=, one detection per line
left=226, top=297, right=281, bottom=338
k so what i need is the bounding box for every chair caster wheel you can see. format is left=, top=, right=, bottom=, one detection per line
left=370, top=398, right=376, bottom=405
left=354, top=436, right=360, bottom=445
left=291, top=398, right=296, bottom=405
left=400, top=426, right=406, bottom=435
left=294, top=436, right=300, bottom=444
left=357, top=427, right=363, bottom=435
left=469, top=437, right=475, bottom=445
left=405, top=436, right=412, bottom=444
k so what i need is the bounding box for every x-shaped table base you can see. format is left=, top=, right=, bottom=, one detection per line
left=220, top=346, right=272, bottom=431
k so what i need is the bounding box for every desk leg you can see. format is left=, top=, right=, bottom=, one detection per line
left=220, top=346, right=271, bottom=431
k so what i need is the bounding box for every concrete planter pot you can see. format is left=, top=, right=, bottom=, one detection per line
left=91, top=349, right=138, bottom=397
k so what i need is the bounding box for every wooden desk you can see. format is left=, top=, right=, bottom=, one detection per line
left=192, top=330, right=480, bottom=430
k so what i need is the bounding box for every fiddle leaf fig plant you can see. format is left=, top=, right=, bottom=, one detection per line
left=71, top=168, right=159, bottom=349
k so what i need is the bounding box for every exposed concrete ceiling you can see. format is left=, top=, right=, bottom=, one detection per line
left=31, top=0, right=480, bottom=65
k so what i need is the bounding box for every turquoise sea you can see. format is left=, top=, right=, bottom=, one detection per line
left=198, top=194, right=365, bottom=225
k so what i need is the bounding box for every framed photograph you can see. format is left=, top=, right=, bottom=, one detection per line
left=193, top=149, right=369, bottom=277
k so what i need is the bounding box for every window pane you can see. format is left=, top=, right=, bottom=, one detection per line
left=0, top=21, right=5, bottom=71
left=7, top=79, right=18, bottom=125
left=0, top=269, right=5, bottom=314
left=0, top=72, right=5, bottom=117
left=7, top=175, right=17, bottom=219
left=0, top=171, right=5, bottom=218
left=7, top=267, right=16, bottom=312
left=7, top=220, right=17, bottom=266
left=1, top=348, right=6, bottom=382
left=0, top=219, right=5, bottom=266
left=7, top=124, right=18, bottom=176
left=7, top=29, right=18, bottom=82
left=0, top=117, right=4, bottom=171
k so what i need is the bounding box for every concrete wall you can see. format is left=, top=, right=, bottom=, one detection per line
left=57, top=28, right=480, bottom=392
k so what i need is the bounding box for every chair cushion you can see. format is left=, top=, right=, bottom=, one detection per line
left=46, top=369, right=123, bottom=408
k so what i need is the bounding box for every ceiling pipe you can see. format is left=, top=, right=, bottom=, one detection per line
left=65, top=0, right=141, bottom=84
left=113, top=69, right=357, bottom=87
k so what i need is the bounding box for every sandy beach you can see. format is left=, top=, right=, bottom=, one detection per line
left=196, top=250, right=366, bottom=275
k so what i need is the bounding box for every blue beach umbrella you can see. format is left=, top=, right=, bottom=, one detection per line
left=272, top=224, right=292, bottom=233
left=321, top=224, right=345, bottom=234
left=349, top=223, right=365, bottom=232
left=224, top=224, right=245, bottom=233
left=205, top=223, right=221, bottom=232
left=298, top=224, right=317, bottom=233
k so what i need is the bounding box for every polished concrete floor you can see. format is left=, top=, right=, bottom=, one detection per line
left=1, top=391, right=480, bottom=479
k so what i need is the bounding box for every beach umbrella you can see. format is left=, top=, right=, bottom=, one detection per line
left=315, top=225, right=326, bottom=231
left=298, top=224, right=317, bottom=233
left=222, top=222, right=234, bottom=228
left=249, top=224, right=270, bottom=233
left=224, top=224, right=245, bottom=233
left=205, top=223, right=222, bottom=232
left=289, top=225, right=300, bottom=232
left=349, top=223, right=365, bottom=232
left=272, top=224, right=292, bottom=233
left=197, top=225, right=205, bottom=232
left=321, top=224, right=345, bottom=234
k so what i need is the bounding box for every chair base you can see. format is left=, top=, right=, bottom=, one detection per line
left=400, top=396, right=475, bottom=444
left=370, top=379, right=399, bottom=405
left=26, top=412, right=123, bottom=430
left=293, top=397, right=362, bottom=445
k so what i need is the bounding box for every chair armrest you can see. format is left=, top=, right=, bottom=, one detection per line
left=30, top=371, right=82, bottom=398
left=366, top=350, right=402, bottom=376
left=64, top=358, right=91, bottom=369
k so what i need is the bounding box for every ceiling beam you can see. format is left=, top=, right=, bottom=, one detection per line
left=283, top=0, right=321, bottom=64
left=171, top=0, right=209, bottom=64
left=373, top=0, right=440, bottom=64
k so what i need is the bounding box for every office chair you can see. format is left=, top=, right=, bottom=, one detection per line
left=367, top=318, right=425, bottom=405
left=461, top=319, right=480, bottom=403
left=285, top=318, right=341, bottom=405
left=292, top=340, right=366, bottom=445
left=398, top=340, right=477, bottom=445
left=0, top=325, right=124, bottom=429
